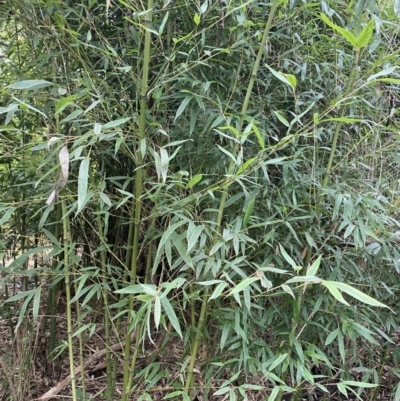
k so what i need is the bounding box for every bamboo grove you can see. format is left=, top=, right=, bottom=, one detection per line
left=1, top=0, right=400, bottom=400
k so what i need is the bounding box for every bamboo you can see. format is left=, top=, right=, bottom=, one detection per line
left=183, top=0, right=280, bottom=397
left=121, top=0, right=154, bottom=398
left=61, top=199, right=77, bottom=401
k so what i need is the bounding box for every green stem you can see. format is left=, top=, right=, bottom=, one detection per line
left=321, top=49, right=360, bottom=192
left=61, top=200, right=77, bottom=401
left=121, top=0, right=154, bottom=398
left=183, top=0, right=280, bottom=397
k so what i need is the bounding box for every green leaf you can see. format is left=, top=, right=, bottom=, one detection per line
left=209, top=282, right=227, bottom=300
left=187, top=224, right=203, bottom=253
left=186, top=174, right=202, bottom=189
left=322, top=281, right=349, bottom=306
left=320, top=14, right=357, bottom=47
left=213, top=388, right=230, bottom=396
left=194, top=13, right=200, bottom=25
left=307, top=255, right=322, bottom=276
left=356, top=20, right=374, bottom=48
left=103, top=117, right=131, bottom=129
left=160, top=148, right=169, bottom=183
left=330, top=281, right=390, bottom=309
left=154, top=295, right=161, bottom=329
left=394, top=382, right=400, bottom=401
left=77, top=158, right=90, bottom=214
left=175, top=97, right=192, bottom=120
left=160, top=296, right=182, bottom=338
left=0, top=206, right=16, bottom=225
left=279, top=244, right=297, bottom=269
left=243, top=196, right=255, bottom=228
left=274, top=111, right=290, bottom=127
left=268, top=387, right=280, bottom=401
left=325, top=328, right=339, bottom=345
left=228, top=277, right=259, bottom=295
left=284, top=73, right=297, bottom=89
left=281, top=284, right=294, bottom=298
left=341, top=381, right=378, bottom=388
left=217, top=145, right=237, bottom=164
left=367, top=66, right=396, bottom=82
left=252, top=122, right=265, bottom=148
left=265, top=65, right=296, bottom=90
left=159, top=11, right=169, bottom=35
left=61, top=109, right=83, bottom=123
left=55, top=95, right=77, bottom=115
left=269, top=353, right=288, bottom=372
left=7, top=79, right=54, bottom=90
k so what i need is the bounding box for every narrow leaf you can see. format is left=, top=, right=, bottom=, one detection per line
left=322, top=281, right=349, bottom=306
left=356, top=20, right=374, bottom=48
left=186, top=174, right=202, bottom=189
left=228, top=277, right=259, bottom=295
left=320, top=14, right=357, bottom=47
left=77, top=158, right=90, bottom=214
left=367, top=66, right=396, bottom=82
left=8, top=79, right=53, bottom=90
left=279, top=244, right=297, bottom=269
left=330, top=281, right=390, bottom=309
left=160, top=296, right=182, bottom=338
left=307, top=255, right=322, bottom=276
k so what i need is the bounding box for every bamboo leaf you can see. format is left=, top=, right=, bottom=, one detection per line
left=217, top=145, right=237, bottom=163
left=279, top=244, right=297, bottom=269
left=77, top=157, right=90, bottom=214
left=330, top=281, right=390, bottom=309
left=7, top=79, right=53, bottom=90
left=186, top=174, right=202, bottom=189
left=55, top=95, right=77, bottom=115
left=281, top=284, right=294, bottom=298
left=209, top=282, right=227, bottom=300
left=175, top=97, right=192, bottom=120
left=103, top=117, right=131, bottom=129
left=322, top=281, right=349, bottom=306
left=0, top=206, right=16, bottom=225
left=265, top=64, right=296, bottom=89
left=274, top=111, right=290, bottom=127
left=394, top=383, right=400, bottom=401
left=243, top=197, right=255, bottom=228
left=159, top=11, right=169, bottom=35
left=160, top=296, right=182, bottom=337
left=341, top=381, right=378, bottom=388
left=367, top=66, right=396, bottom=82
left=154, top=295, right=161, bottom=329
left=307, top=255, right=322, bottom=276
left=228, top=277, right=259, bottom=295
left=269, top=353, right=288, bottom=372
left=320, top=14, right=357, bottom=47
left=356, top=20, right=374, bottom=48
left=160, top=148, right=169, bottom=183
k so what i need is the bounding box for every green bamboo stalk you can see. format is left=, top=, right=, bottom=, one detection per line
left=121, top=0, right=154, bottom=398
left=183, top=0, right=280, bottom=397
left=85, top=154, right=113, bottom=400
left=125, top=235, right=155, bottom=392
left=110, top=214, right=134, bottom=397
left=96, top=214, right=113, bottom=400
left=61, top=199, right=77, bottom=401
left=46, top=203, right=61, bottom=357
left=72, top=264, right=86, bottom=401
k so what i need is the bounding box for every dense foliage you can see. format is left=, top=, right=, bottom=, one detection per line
left=1, top=0, right=400, bottom=400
